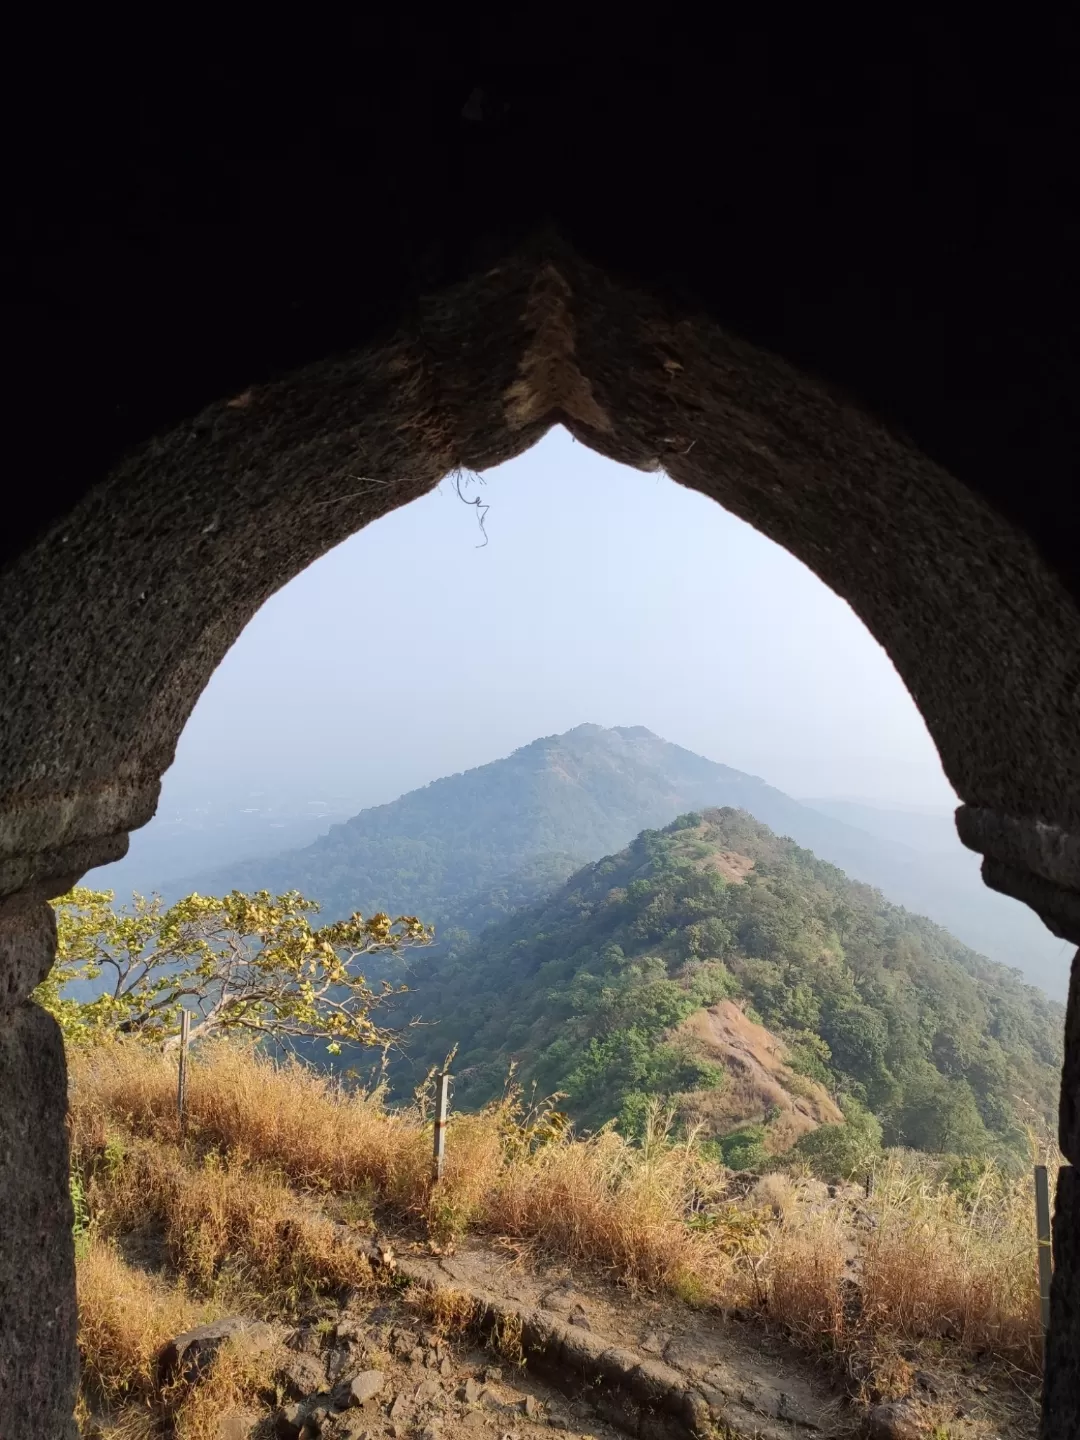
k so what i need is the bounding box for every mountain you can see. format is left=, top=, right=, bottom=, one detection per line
left=90, top=789, right=364, bottom=898
left=800, top=799, right=959, bottom=854
left=171, top=722, right=895, bottom=928
left=799, top=798, right=1073, bottom=997
left=168, top=725, right=1068, bottom=995
left=393, top=809, right=1062, bottom=1160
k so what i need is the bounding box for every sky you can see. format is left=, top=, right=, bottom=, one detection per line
left=158, top=426, right=957, bottom=816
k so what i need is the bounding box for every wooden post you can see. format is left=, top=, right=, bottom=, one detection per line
left=1035, top=1163, right=1053, bottom=1340
left=432, top=1071, right=450, bottom=1183
left=177, top=1010, right=191, bottom=1134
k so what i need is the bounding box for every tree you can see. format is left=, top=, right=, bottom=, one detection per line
left=34, top=887, right=431, bottom=1052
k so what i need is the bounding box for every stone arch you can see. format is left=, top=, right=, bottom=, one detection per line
left=6, top=243, right=1080, bottom=1436
left=5, top=28, right=1080, bottom=1436
left=5, top=241, right=1080, bottom=937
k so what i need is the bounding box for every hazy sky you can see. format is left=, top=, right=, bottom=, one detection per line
left=161, top=427, right=957, bottom=815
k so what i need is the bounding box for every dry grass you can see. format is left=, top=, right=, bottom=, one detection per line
left=70, top=1041, right=732, bottom=1297
left=859, top=1153, right=1044, bottom=1373
left=74, top=1127, right=373, bottom=1307
left=76, top=1240, right=278, bottom=1440
left=489, top=1120, right=737, bottom=1299
left=77, top=1237, right=208, bottom=1409
left=757, top=1151, right=1047, bottom=1381
left=403, top=1282, right=481, bottom=1338
left=762, top=1209, right=848, bottom=1345
left=70, top=1039, right=432, bottom=1206
left=71, top=1038, right=1049, bottom=1403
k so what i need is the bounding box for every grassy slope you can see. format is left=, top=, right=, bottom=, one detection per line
left=70, top=1039, right=1048, bottom=1438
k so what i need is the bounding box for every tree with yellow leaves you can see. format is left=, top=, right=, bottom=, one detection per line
left=34, top=887, right=431, bottom=1053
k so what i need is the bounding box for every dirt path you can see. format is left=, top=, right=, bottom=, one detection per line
left=100, top=1209, right=1039, bottom=1440
left=303, top=1232, right=1034, bottom=1440
left=396, top=1238, right=845, bottom=1438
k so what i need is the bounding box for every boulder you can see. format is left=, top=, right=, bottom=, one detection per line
left=326, top=1344, right=353, bottom=1383
left=415, top=1376, right=440, bottom=1405
left=866, top=1400, right=923, bottom=1440
left=157, top=1317, right=279, bottom=1385
left=276, top=1351, right=328, bottom=1399
left=345, top=1370, right=386, bottom=1407
left=275, top=1401, right=311, bottom=1440
left=217, top=1411, right=259, bottom=1440
left=389, top=1393, right=412, bottom=1421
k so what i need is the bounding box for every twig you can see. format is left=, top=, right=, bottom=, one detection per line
left=453, top=469, right=490, bottom=547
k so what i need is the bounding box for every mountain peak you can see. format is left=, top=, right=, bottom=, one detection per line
left=167, top=726, right=1067, bottom=994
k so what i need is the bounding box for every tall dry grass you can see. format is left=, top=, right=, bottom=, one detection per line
left=490, top=1121, right=737, bottom=1298
left=71, top=1041, right=737, bottom=1299
left=77, top=1237, right=208, bottom=1410
left=859, top=1152, right=1043, bottom=1372
left=70, top=1039, right=432, bottom=1206
left=73, top=1126, right=375, bottom=1305
left=77, top=1238, right=279, bottom=1440
left=70, top=1040, right=1048, bottom=1383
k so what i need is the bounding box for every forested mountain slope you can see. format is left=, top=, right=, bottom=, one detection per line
left=392, top=810, right=1062, bottom=1158
left=169, top=725, right=1065, bottom=991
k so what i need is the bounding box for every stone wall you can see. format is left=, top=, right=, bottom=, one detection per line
left=4, top=29, right=1080, bottom=1434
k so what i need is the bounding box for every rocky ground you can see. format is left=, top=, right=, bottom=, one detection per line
left=118, top=1231, right=1039, bottom=1440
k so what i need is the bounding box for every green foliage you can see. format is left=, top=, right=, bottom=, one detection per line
left=712, top=1125, right=768, bottom=1170
left=391, top=809, right=1062, bottom=1159
left=35, top=886, right=430, bottom=1051
left=788, top=1097, right=883, bottom=1182
left=70, top=1167, right=91, bottom=1258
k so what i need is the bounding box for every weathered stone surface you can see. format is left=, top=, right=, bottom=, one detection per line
left=275, top=1402, right=309, bottom=1440
left=8, top=48, right=1080, bottom=1438
left=0, top=898, right=57, bottom=1010
left=1060, top=952, right=1080, bottom=1163
left=390, top=1327, right=418, bottom=1356
left=1043, top=1165, right=1080, bottom=1439
left=217, top=1410, right=259, bottom=1440
left=277, top=1350, right=328, bottom=1399
left=345, top=1370, right=386, bottom=1407
left=326, top=1343, right=355, bottom=1384
left=415, top=1376, right=440, bottom=1405
left=0, top=1003, right=78, bottom=1439
left=539, top=1285, right=576, bottom=1314
left=157, top=1316, right=278, bottom=1385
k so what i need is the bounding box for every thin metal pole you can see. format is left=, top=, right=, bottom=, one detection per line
left=433, top=1071, right=450, bottom=1183
left=1034, top=1163, right=1053, bottom=1340
left=177, top=1010, right=191, bottom=1134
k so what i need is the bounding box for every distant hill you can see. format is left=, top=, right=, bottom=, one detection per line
left=172, top=722, right=895, bottom=927
left=799, top=798, right=1072, bottom=996
left=169, top=725, right=1068, bottom=995
left=393, top=809, right=1062, bottom=1158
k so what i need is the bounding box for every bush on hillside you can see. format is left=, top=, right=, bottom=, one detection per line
left=787, top=1098, right=883, bottom=1183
